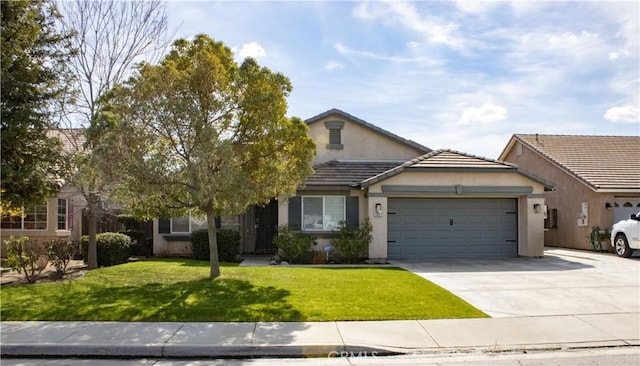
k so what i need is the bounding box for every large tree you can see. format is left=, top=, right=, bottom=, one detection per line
left=57, top=0, right=168, bottom=269
left=98, top=35, right=316, bottom=277
left=1, top=0, right=73, bottom=213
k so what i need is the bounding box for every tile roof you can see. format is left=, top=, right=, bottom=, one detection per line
left=305, top=109, right=432, bottom=154
left=47, top=129, right=86, bottom=154
left=305, top=160, right=405, bottom=188
left=361, top=149, right=554, bottom=189
left=406, top=149, right=514, bottom=170
left=508, top=134, right=640, bottom=191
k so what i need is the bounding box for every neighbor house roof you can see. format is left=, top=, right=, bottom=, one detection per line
left=499, top=134, right=640, bottom=192
left=305, top=108, right=432, bottom=155
left=361, top=149, right=555, bottom=189
left=304, top=160, right=405, bottom=189
left=47, top=128, right=86, bottom=154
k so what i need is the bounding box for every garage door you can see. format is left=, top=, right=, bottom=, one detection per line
left=387, top=198, right=518, bottom=259
left=614, top=198, right=640, bottom=223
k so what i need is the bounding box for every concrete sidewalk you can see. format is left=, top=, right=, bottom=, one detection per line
left=2, top=313, right=638, bottom=359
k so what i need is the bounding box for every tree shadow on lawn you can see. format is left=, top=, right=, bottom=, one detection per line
left=3, top=277, right=304, bottom=322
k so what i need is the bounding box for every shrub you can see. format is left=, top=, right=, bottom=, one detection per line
left=4, top=236, right=48, bottom=283
left=44, top=239, right=75, bottom=279
left=274, top=225, right=315, bottom=264
left=119, top=229, right=150, bottom=257
left=190, top=229, right=241, bottom=262
left=332, top=218, right=372, bottom=264
left=81, top=232, right=132, bottom=267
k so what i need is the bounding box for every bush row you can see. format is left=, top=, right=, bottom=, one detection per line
left=4, top=236, right=76, bottom=283
left=274, top=218, right=372, bottom=264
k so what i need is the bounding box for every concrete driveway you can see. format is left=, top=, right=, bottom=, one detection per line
left=391, top=248, right=640, bottom=317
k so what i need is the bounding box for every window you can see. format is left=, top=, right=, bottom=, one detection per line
left=302, top=196, right=345, bottom=231
left=1, top=202, right=48, bottom=230
left=329, top=128, right=341, bottom=145
left=171, top=217, right=190, bottom=233
left=57, top=199, right=68, bottom=230
left=170, top=216, right=207, bottom=234
left=324, top=121, right=344, bottom=150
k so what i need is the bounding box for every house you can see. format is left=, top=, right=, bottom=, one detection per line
left=247, top=109, right=551, bottom=260
left=153, top=109, right=551, bottom=259
left=499, top=134, right=640, bottom=251
left=1, top=129, right=86, bottom=256
left=0, top=128, right=136, bottom=257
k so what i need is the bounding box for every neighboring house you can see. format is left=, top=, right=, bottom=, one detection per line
left=1, top=129, right=86, bottom=256
left=499, top=134, right=640, bottom=251
left=153, top=109, right=552, bottom=259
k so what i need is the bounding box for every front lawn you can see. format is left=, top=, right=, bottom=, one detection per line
left=0, top=259, right=487, bottom=321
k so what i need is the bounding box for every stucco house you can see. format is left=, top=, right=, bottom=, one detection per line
left=499, top=134, right=640, bottom=251
left=153, top=109, right=552, bottom=260
left=1, top=129, right=86, bottom=256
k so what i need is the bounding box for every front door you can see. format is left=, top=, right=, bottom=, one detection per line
left=255, top=200, right=277, bottom=253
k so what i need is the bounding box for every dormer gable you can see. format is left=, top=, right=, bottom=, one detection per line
left=305, top=109, right=431, bottom=164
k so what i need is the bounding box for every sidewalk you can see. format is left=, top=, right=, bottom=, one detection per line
left=2, top=313, right=638, bottom=359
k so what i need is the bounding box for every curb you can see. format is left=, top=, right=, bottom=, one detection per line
left=0, top=343, right=398, bottom=359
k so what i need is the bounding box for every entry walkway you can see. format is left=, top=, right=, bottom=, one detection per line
left=1, top=314, right=638, bottom=358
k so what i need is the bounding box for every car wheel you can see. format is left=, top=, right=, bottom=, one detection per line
left=614, top=234, right=633, bottom=258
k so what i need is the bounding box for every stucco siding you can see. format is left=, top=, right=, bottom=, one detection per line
left=307, top=116, right=424, bottom=164
left=503, top=142, right=630, bottom=250
left=378, top=171, right=546, bottom=193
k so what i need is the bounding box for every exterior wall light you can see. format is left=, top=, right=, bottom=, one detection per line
left=375, top=203, right=383, bottom=217
left=533, top=203, right=542, bottom=213
left=605, top=202, right=612, bottom=210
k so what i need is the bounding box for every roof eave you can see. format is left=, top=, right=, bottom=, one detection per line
left=497, top=134, right=518, bottom=161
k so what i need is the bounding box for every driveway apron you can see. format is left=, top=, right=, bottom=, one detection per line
left=391, top=248, right=640, bottom=318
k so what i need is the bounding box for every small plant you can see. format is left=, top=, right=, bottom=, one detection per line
left=273, top=225, right=315, bottom=264
left=190, top=229, right=241, bottom=262
left=4, top=236, right=48, bottom=283
left=332, top=218, right=372, bottom=264
left=81, top=232, right=132, bottom=267
left=44, top=239, right=76, bottom=279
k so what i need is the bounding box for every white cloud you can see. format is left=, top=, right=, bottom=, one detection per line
left=518, top=31, right=604, bottom=58
left=334, top=43, right=437, bottom=65
left=608, top=49, right=630, bottom=61
left=324, top=61, right=344, bottom=71
left=385, top=1, right=463, bottom=48
left=455, top=0, right=499, bottom=14
left=457, top=103, right=508, bottom=125
left=603, top=105, right=640, bottom=123
left=235, top=42, right=266, bottom=59
left=352, top=1, right=464, bottom=49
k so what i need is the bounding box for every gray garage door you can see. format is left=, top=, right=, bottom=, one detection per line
left=387, top=198, right=518, bottom=259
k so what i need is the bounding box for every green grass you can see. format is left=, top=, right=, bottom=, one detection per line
left=0, top=258, right=487, bottom=322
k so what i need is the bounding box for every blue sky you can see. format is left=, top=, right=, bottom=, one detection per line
left=166, top=0, right=639, bottom=158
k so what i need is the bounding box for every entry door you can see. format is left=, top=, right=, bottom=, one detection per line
left=255, top=200, right=278, bottom=252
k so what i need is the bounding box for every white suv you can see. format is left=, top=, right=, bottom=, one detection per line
left=611, top=212, right=640, bottom=258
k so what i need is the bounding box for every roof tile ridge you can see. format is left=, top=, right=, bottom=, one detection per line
left=431, top=148, right=516, bottom=168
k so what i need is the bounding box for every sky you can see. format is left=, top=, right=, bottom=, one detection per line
left=165, top=0, right=640, bottom=159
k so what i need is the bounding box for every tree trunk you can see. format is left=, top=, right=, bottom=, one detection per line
left=206, top=208, right=221, bottom=278
left=87, top=205, right=98, bottom=269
